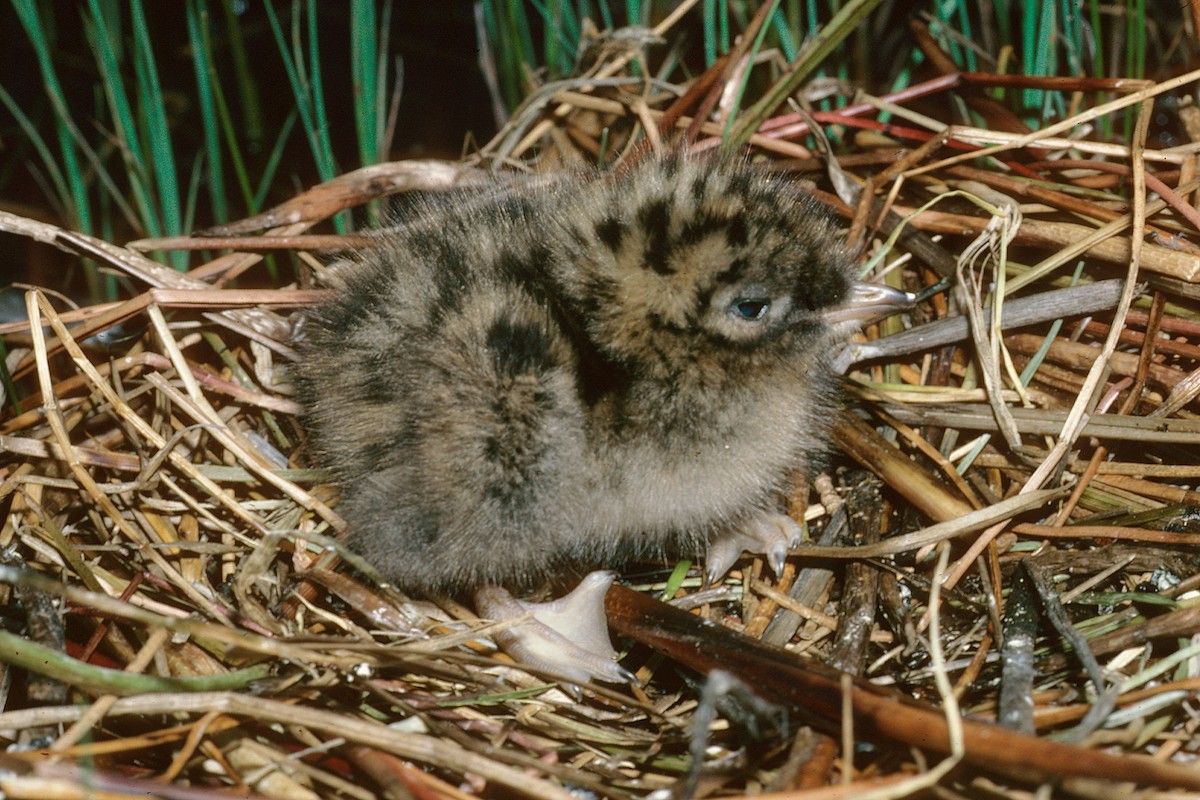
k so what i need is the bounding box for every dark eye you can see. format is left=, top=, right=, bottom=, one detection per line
left=731, top=298, right=770, bottom=321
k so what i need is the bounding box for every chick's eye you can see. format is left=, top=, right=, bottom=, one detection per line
left=731, top=298, right=770, bottom=321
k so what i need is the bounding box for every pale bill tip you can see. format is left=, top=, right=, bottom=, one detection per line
left=824, top=282, right=916, bottom=324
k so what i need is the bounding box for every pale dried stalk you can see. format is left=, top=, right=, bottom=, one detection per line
left=909, top=64, right=1200, bottom=176
left=25, top=291, right=228, bottom=620
left=942, top=95, right=1155, bottom=588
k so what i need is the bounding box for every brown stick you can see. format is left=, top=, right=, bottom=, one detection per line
left=605, top=583, right=1200, bottom=790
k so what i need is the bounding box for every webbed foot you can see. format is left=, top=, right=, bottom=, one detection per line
left=475, top=571, right=635, bottom=687
left=705, top=512, right=802, bottom=585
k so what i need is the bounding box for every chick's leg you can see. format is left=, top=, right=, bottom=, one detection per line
left=475, top=571, right=635, bottom=687
left=705, top=513, right=802, bottom=585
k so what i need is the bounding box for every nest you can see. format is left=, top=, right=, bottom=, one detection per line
left=2, top=10, right=1200, bottom=800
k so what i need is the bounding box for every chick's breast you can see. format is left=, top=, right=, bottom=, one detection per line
left=544, top=157, right=854, bottom=546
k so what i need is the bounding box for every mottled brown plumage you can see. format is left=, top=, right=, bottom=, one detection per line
left=294, top=156, right=893, bottom=682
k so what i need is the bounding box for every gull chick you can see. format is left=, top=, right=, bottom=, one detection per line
left=294, top=156, right=908, bottom=684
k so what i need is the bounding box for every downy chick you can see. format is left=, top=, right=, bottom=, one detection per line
left=294, top=155, right=908, bottom=683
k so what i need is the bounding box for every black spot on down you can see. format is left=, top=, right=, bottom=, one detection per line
left=486, top=318, right=554, bottom=376
left=640, top=198, right=674, bottom=275
left=595, top=216, right=624, bottom=252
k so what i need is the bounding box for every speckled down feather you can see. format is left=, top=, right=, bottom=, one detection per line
left=293, top=156, right=853, bottom=593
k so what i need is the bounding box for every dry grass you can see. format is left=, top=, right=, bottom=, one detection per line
left=2, top=13, right=1200, bottom=800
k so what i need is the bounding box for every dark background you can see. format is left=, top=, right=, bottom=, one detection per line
left=0, top=2, right=497, bottom=206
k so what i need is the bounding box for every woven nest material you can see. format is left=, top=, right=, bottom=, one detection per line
left=3, top=16, right=1200, bottom=800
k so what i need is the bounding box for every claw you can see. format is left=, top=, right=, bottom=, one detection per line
left=475, top=571, right=635, bottom=688
left=705, top=513, right=802, bottom=584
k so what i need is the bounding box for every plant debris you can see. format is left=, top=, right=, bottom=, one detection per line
left=2, top=9, right=1200, bottom=799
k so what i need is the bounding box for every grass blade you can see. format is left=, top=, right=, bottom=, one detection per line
left=351, top=0, right=378, bottom=167
left=186, top=0, right=229, bottom=224
left=130, top=0, right=185, bottom=267
left=11, top=0, right=93, bottom=232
